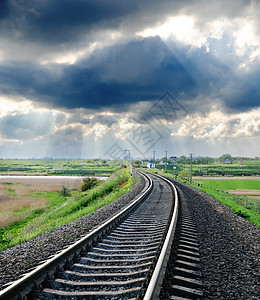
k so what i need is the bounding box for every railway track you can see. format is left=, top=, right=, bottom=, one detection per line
left=0, top=171, right=202, bottom=299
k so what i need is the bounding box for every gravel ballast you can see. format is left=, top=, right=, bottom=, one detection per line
left=173, top=180, right=259, bottom=300
left=0, top=174, right=259, bottom=299
left=0, top=172, right=146, bottom=289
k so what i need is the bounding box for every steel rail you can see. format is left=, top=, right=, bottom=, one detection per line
left=143, top=172, right=179, bottom=300
left=0, top=171, right=153, bottom=300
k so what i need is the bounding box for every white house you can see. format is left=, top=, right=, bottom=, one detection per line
left=147, top=160, right=155, bottom=168
left=224, top=159, right=231, bottom=164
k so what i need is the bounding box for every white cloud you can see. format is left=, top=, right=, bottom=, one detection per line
left=0, top=97, right=33, bottom=117
left=40, top=42, right=102, bottom=65
left=136, top=16, right=207, bottom=47
left=171, top=108, right=260, bottom=140
left=136, top=14, right=260, bottom=68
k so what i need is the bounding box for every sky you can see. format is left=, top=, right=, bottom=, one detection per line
left=0, top=0, right=259, bottom=159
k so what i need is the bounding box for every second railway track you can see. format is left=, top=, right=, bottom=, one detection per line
left=0, top=171, right=183, bottom=299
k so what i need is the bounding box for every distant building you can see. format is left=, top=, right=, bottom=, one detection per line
left=147, top=160, right=155, bottom=168
left=224, top=159, right=231, bottom=164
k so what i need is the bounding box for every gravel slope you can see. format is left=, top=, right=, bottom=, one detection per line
left=173, top=180, right=259, bottom=300
left=0, top=174, right=259, bottom=299
left=0, top=173, right=146, bottom=289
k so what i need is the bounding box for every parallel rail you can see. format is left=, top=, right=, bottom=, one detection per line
left=143, top=173, right=179, bottom=299
left=0, top=171, right=179, bottom=300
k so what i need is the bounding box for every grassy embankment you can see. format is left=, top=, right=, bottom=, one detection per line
left=0, top=168, right=135, bottom=252
left=145, top=169, right=260, bottom=228
left=193, top=179, right=260, bottom=213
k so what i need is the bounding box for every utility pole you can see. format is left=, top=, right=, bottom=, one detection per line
left=153, top=151, right=155, bottom=162
left=165, top=150, right=168, bottom=172
left=173, top=166, right=176, bottom=179
left=189, top=153, right=193, bottom=183
left=124, top=150, right=132, bottom=175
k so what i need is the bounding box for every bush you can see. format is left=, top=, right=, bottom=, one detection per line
left=81, top=177, right=100, bottom=192
left=59, top=186, right=71, bottom=197
left=235, top=209, right=249, bottom=219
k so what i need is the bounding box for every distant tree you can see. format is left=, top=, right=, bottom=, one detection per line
left=177, top=156, right=190, bottom=164
left=160, top=157, right=171, bottom=163
left=81, top=177, right=100, bottom=192
left=196, top=156, right=215, bottom=164
left=59, top=186, right=71, bottom=197
left=219, top=154, right=232, bottom=163
left=179, top=169, right=190, bottom=180
left=205, top=156, right=215, bottom=164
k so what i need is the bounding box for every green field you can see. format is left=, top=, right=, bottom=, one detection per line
left=0, top=168, right=134, bottom=251
left=195, top=180, right=260, bottom=191
left=153, top=160, right=260, bottom=177
left=0, top=159, right=121, bottom=176
left=188, top=162, right=260, bottom=176
left=244, top=160, right=260, bottom=166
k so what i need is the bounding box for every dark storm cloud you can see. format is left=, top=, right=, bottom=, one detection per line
left=0, top=0, right=9, bottom=18
left=0, top=0, right=137, bottom=44
left=0, top=0, right=253, bottom=46
left=220, top=82, right=260, bottom=113
left=0, top=37, right=197, bottom=109
left=0, top=36, right=259, bottom=114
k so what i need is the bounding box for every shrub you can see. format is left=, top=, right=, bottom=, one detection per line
left=0, top=230, right=11, bottom=245
left=81, top=177, right=100, bottom=192
left=59, top=186, right=71, bottom=197
left=235, top=209, right=249, bottom=219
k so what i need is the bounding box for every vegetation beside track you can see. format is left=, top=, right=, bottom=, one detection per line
left=145, top=169, right=260, bottom=229
left=0, top=169, right=135, bottom=252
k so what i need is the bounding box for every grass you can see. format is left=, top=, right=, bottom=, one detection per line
left=0, top=168, right=135, bottom=252
left=178, top=161, right=260, bottom=176
left=194, top=180, right=260, bottom=191
left=0, top=179, right=82, bottom=228
left=0, top=196, right=48, bottom=228
left=145, top=168, right=260, bottom=228
left=191, top=185, right=260, bottom=228
left=244, top=160, right=260, bottom=166
left=0, top=159, right=121, bottom=176
left=153, top=160, right=260, bottom=177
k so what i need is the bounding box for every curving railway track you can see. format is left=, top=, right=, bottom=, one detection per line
left=0, top=171, right=203, bottom=300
